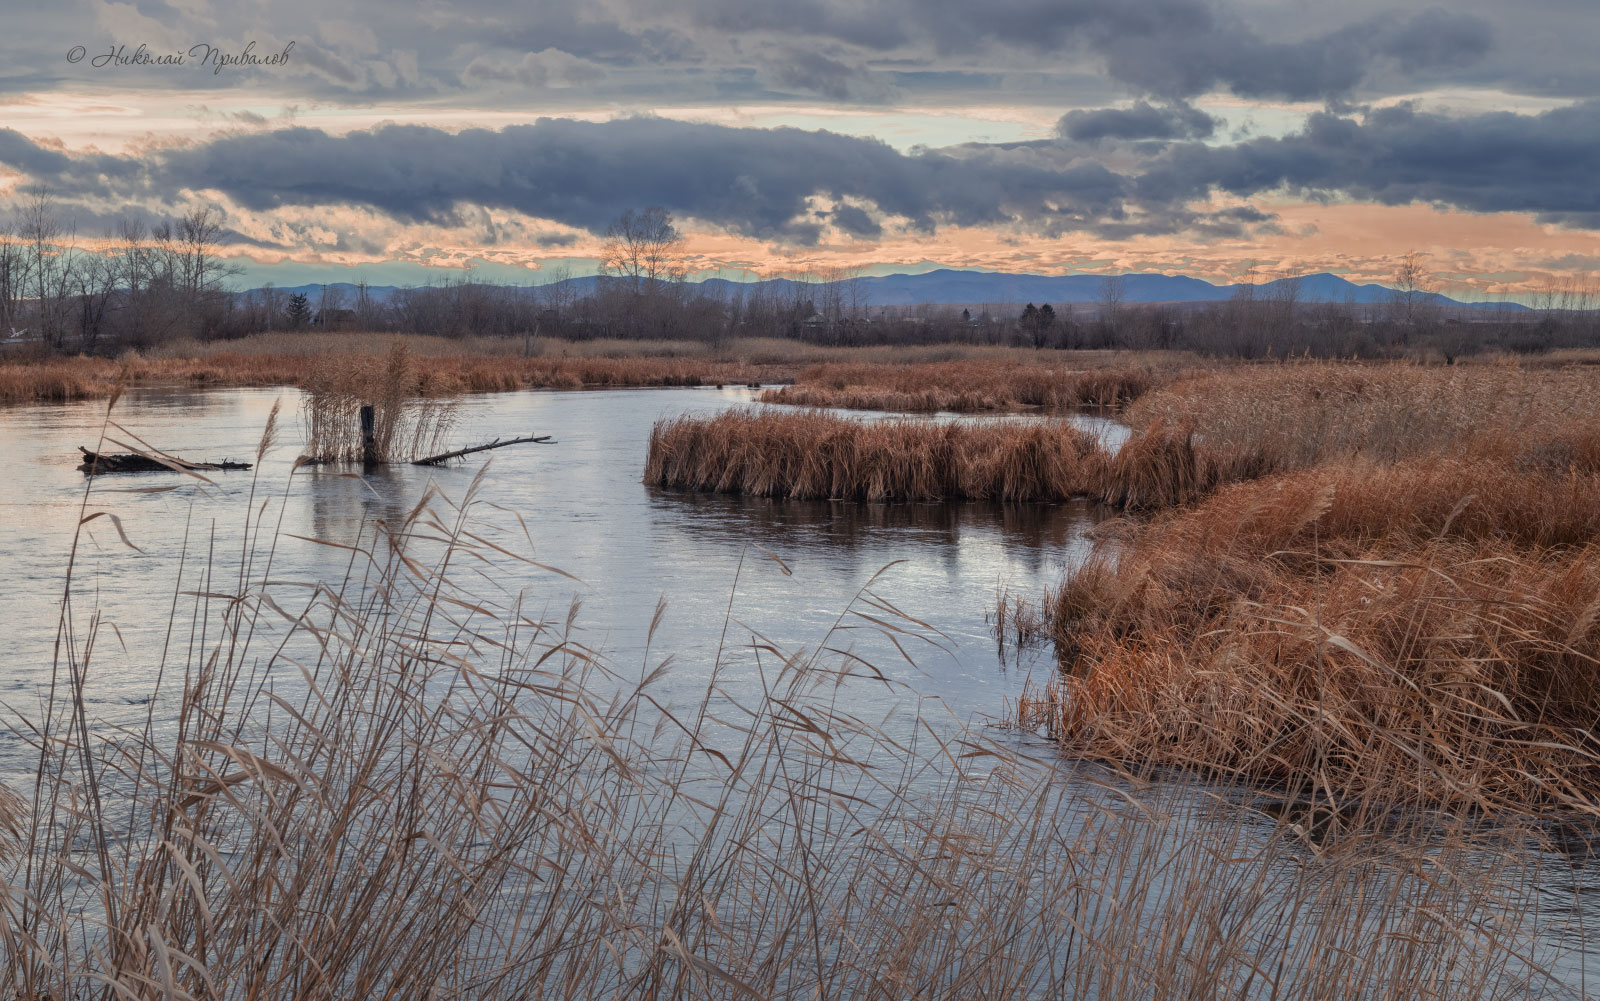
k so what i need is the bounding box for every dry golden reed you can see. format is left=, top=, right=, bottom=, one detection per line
left=0, top=337, right=786, bottom=403
left=759, top=359, right=1162, bottom=412
left=299, top=343, right=459, bottom=462
left=645, top=410, right=1107, bottom=502
left=1128, top=360, right=1600, bottom=469
left=1024, top=433, right=1600, bottom=813
left=2, top=335, right=1179, bottom=405
left=643, top=407, right=1293, bottom=512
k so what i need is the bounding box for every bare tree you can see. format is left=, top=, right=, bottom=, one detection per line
left=1268, top=273, right=1302, bottom=333
left=0, top=218, right=25, bottom=335
left=1098, top=273, right=1125, bottom=333
left=599, top=207, right=685, bottom=294
left=537, top=264, right=576, bottom=327
left=73, top=245, right=120, bottom=352
left=179, top=207, right=241, bottom=336
left=1392, top=250, right=1432, bottom=327
left=598, top=207, right=688, bottom=336
left=18, top=187, right=69, bottom=348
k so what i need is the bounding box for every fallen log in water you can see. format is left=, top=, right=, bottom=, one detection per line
left=412, top=435, right=554, bottom=466
left=78, top=447, right=252, bottom=475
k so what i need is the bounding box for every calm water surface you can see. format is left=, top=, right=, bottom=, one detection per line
left=0, top=386, right=1118, bottom=749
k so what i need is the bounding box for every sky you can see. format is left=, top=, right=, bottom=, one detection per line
left=3, top=0, right=1599, bottom=297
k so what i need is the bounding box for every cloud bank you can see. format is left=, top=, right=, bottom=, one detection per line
left=4, top=97, right=1597, bottom=251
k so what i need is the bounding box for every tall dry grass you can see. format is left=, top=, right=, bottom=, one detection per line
left=645, top=410, right=1106, bottom=502
left=299, top=343, right=459, bottom=463
left=1060, top=359, right=1600, bottom=515
left=0, top=338, right=783, bottom=403
left=759, top=359, right=1166, bottom=412
left=1128, top=360, right=1600, bottom=469
left=644, top=408, right=1291, bottom=513
left=5, top=403, right=1586, bottom=999
left=1020, top=451, right=1600, bottom=815
left=3, top=336, right=1191, bottom=405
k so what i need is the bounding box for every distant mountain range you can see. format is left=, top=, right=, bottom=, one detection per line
left=246, top=270, right=1530, bottom=313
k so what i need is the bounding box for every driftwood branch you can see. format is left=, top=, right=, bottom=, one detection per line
left=78, top=447, right=252, bottom=475
left=412, top=435, right=554, bottom=466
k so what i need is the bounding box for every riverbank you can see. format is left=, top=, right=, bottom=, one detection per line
left=645, top=361, right=1600, bottom=815
left=1017, top=362, right=1600, bottom=814
left=0, top=333, right=1181, bottom=405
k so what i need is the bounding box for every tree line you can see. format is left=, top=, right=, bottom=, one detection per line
left=4, top=195, right=1597, bottom=361
left=0, top=188, right=239, bottom=351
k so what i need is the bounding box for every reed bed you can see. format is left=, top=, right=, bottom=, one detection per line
left=759, top=359, right=1164, bottom=412
left=6, top=408, right=1586, bottom=999
left=643, top=409, right=1282, bottom=512
left=1128, top=360, right=1600, bottom=470
left=300, top=343, right=459, bottom=462
left=1070, top=360, right=1600, bottom=514
left=645, top=410, right=1107, bottom=502
left=0, top=351, right=777, bottom=402
left=1017, top=452, right=1600, bottom=815
left=2, top=336, right=1185, bottom=405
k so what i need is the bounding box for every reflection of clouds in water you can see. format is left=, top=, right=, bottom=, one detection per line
left=0, top=387, right=1120, bottom=735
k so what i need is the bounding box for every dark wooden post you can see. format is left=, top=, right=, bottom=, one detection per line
left=360, top=404, right=377, bottom=467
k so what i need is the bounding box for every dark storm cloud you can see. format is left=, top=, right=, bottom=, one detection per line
left=827, top=203, right=884, bottom=237
left=142, top=118, right=1134, bottom=240
left=4, top=100, right=1599, bottom=245
left=766, top=50, right=896, bottom=102
left=675, top=0, right=1492, bottom=102
left=1375, top=7, right=1496, bottom=73
left=1092, top=7, right=1492, bottom=101
left=0, top=118, right=1146, bottom=241
left=1137, top=100, right=1600, bottom=226
left=1, top=0, right=1513, bottom=108
left=0, top=129, right=141, bottom=186
left=1058, top=101, right=1217, bottom=141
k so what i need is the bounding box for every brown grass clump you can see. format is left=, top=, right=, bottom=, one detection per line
left=645, top=410, right=1105, bottom=502
left=1091, top=419, right=1274, bottom=511
left=1027, top=455, right=1600, bottom=813
left=1063, top=359, right=1600, bottom=517
left=0, top=358, right=118, bottom=401
left=301, top=344, right=459, bottom=462
left=759, top=359, right=1164, bottom=412
left=645, top=408, right=1304, bottom=513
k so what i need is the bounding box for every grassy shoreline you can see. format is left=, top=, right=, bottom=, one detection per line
left=0, top=333, right=1181, bottom=405
left=1022, top=364, right=1600, bottom=814
left=647, top=361, right=1600, bottom=817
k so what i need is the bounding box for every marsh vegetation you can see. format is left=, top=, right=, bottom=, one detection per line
left=3, top=353, right=1598, bottom=998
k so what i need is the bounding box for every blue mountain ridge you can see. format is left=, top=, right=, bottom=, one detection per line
left=248, top=270, right=1528, bottom=312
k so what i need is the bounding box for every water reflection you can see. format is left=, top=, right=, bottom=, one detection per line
left=647, top=490, right=1106, bottom=579
left=0, top=386, right=1104, bottom=732
left=302, top=462, right=427, bottom=548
